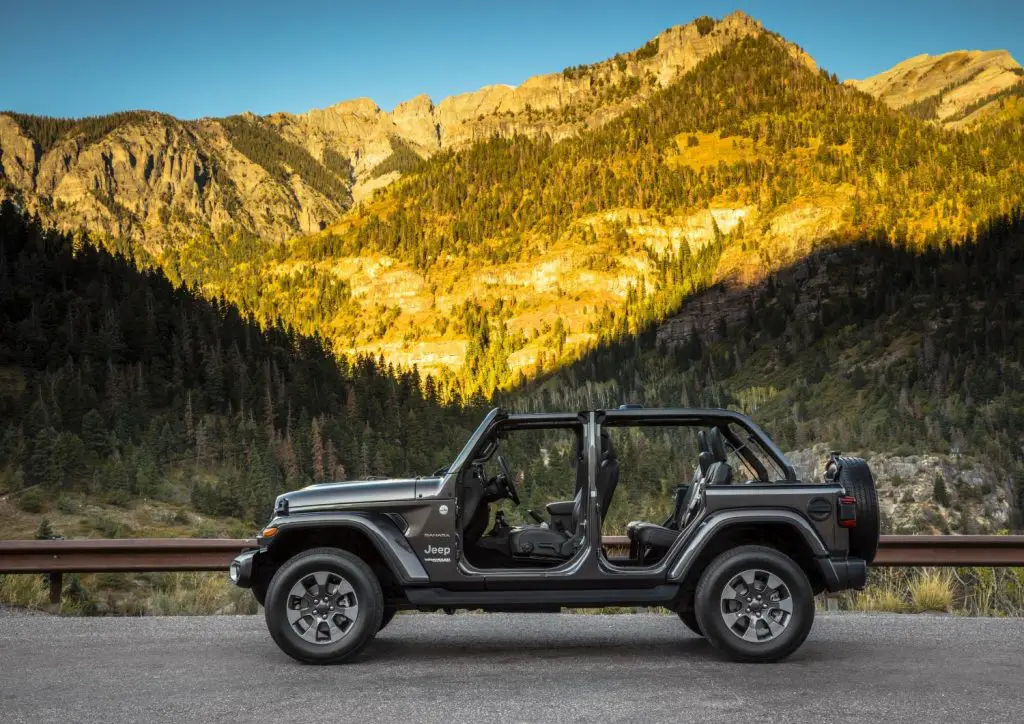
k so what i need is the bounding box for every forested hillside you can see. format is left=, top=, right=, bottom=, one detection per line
left=0, top=204, right=477, bottom=529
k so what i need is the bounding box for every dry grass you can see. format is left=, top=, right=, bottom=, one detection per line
left=0, top=574, right=49, bottom=610
left=953, top=567, right=1024, bottom=616
left=909, top=569, right=955, bottom=613
left=845, top=567, right=1024, bottom=616
left=0, top=571, right=260, bottom=617
left=146, top=572, right=259, bottom=616
left=849, top=568, right=910, bottom=612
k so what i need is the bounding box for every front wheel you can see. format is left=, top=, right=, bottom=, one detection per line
left=252, top=581, right=268, bottom=608
left=264, top=547, right=384, bottom=664
left=694, top=545, right=814, bottom=663
left=677, top=608, right=702, bottom=636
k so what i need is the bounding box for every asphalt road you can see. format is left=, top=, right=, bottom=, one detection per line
left=1, top=612, right=1022, bottom=723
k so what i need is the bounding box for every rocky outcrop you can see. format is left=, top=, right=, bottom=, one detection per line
left=849, top=49, right=1023, bottom=126
left=788, top=445, right=1013, bottom=534
left=0, top=112, right=345, bottom=250
left=283, top=10, right=812, bottom=198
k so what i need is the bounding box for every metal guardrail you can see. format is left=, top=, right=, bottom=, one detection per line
left=2, top=535, right=1023, bottom=603
left=0, top=538, right=256, bottom=603
left=870, top=535, right=1024, bottom=567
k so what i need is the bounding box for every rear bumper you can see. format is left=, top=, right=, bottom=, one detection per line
left=229, top=549, right=259, bottom=588
left=818, top=556, right=868, bottom=592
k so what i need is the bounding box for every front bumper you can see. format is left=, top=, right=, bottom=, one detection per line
left=229, top=549, right=259, bottom=588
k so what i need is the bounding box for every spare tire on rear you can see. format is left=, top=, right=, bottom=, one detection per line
left=825, top=455, right=880, bottom=564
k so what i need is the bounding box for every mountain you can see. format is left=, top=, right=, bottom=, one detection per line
left=0, top=11, right=804, bottom=251
left=849, top=49, right=1024, bottom=128
left=157, top=28, right=1024, bottom=391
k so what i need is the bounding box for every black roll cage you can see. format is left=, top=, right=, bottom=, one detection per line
left=447, top=407, right=797, bottom=484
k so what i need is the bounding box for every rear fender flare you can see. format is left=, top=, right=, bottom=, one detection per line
left=666, top=509, right=833, bottom=586
left=263, top=512, right=429, bottom=585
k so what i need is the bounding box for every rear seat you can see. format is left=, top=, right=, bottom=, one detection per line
left=625, top=427, right=733, bottom=559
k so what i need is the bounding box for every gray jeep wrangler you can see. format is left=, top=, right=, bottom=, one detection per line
left=230, top=406, right=878, bottom=664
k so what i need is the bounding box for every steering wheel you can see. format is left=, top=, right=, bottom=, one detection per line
left=496, top=455, right=520, bottom=506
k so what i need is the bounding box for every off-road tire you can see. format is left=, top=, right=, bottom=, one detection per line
left=252, top=580, right=269, bottom=608
left=677, top=608, right=702, bottom=637
left=694, top=545, right=814, bottom=663
left=264, top=547, right=384, bottom=664
left=379, top=606, right=398, bottom=632
left=827, top=455, right=880, bottom=563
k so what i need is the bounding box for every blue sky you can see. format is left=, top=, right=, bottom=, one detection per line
left=2, top=1, right=1022, bottom=119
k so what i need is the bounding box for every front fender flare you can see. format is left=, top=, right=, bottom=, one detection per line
left=262, top=512, right=429, bottom=585
left=666, top=509, right=833, bottom=585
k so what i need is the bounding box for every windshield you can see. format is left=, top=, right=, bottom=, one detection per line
left=445, top=408, right=501, bottom=475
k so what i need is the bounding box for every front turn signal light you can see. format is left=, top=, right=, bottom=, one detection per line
left=261, top=526, right=278, bottom=538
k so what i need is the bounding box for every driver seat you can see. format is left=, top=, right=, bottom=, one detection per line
left=508, top=432, right=618, bottom=560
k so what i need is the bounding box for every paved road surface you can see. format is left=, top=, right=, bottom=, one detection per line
left=1, top=613, right=1022, bottom=723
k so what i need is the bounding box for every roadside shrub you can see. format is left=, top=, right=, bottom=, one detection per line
left=933, top=475, right=951, bottom=507
left=92, top=516, right=125, bottom=539
left=56, top=495, right=78, bottom=514
left=18, top=488, right=45, bottom=513
left=35, top=518, right=55, bottom=539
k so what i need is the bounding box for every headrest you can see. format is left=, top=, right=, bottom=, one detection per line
left=697, top=430, right=709, bottom=455
left=708, top=427, right=728, bottom=463
left=697, top=450, right=714, bottom=475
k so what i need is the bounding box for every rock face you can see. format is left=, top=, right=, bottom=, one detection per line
left=849, top=49, right=1023, bottom=126
left=788, top=445, right=1013, bottom=534
left=0, top=11, right=811, bottom=250
left=264, top=10, right=804, bottom=201
left=0, top=112, right=345, bottom=249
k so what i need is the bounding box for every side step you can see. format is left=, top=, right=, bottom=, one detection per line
left=405, top=585, right=679, bottom=609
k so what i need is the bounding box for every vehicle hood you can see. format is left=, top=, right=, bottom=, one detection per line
left=276, top=477, right=442, bottom=513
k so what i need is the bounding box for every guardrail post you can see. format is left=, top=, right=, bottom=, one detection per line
left=48, top=572, right=62, bottom=604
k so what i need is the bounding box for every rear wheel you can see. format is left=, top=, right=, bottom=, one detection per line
left=264, top=547, right=383, bottom=664
left=379, top=605, right=398, bottom=631
left=694, top=545, right=814, bottom=663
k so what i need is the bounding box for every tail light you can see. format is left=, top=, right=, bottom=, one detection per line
left=837, top=495, right=857, bottom=528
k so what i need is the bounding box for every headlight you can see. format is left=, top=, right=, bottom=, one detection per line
left=229, top=561, right=240, bottom=584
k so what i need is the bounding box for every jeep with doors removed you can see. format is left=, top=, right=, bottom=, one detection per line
left=230, top=406, right=878, bottom=663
